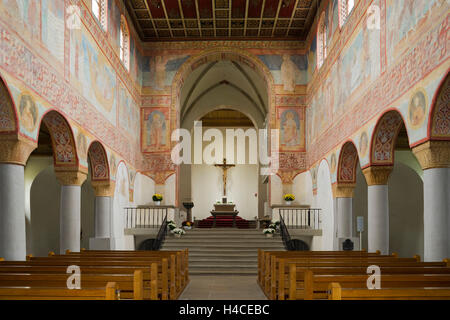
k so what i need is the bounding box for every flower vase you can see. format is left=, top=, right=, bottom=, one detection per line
left=266, top=233, right=274, bottom=238
left=155, top=201, right=161, bottom=206
left=175, top=233, right=181, bottom=238
left=285, top=201, right=292, bottom=205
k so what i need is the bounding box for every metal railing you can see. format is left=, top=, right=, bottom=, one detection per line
left=152, top=212, right=168, bottom=250
left=279, top=213, right=291, bottom=251
left=124, top=207, right=169, bottom=229
left=279, top=208, right=322, bottom=230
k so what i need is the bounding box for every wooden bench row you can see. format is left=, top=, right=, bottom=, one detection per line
left=0, top=249, right=189, bottom=300
left=259, top=250, right=450, bottom=300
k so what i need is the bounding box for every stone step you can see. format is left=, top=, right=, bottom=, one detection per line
left=188, top=259, right=257, bottom=264
left=189, top=269, right=257, bottom=275
left=164, top=239, right=282, bottom=244
left=189, top=261, right=258, bottom=270
left=187, top=253, right=260, bottom=258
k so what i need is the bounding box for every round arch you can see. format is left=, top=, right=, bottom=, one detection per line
left=37, top=110, right=80, bottom=170
left=428, top=71, right=450, bottom=141
left=369, top=109, right=410, bottom=167
left=87, top=141, right=110, bottom=182
left=337, top=140, right=359, bottom=185
left=171, top=48, right=275, bottom=118
left=182, top=104, right=261, bottom=130
left=0, top=73, right=19, bottom=135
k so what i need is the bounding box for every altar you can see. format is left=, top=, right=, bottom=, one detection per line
left=210, top=203, right=239, bottom=228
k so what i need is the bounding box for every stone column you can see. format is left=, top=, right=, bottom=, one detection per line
left=362, top=166, right=392, bottom=255
left=55, top=170, right=87, bottom=254
left=413, top=141, right=450, bottom=262
left=0, top=139, right=36, bottom=260
left=89, top=181, right=114, bottom=250
left=332, top=184, right=355, bottom=239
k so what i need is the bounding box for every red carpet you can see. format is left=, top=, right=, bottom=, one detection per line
left=198, top=215, right=250, bottom=229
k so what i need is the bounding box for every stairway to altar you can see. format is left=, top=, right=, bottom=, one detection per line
left=198, top=215, right=251, bottom=228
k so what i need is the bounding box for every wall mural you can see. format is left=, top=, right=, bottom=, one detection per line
left=141, top=107, right=170, bottom=153
left=277, top=107, right=305, bottom=151
left=258, top=54, right=308, bottom=90
left=41, top=0, right=65, bottom=63
left=408, top=88, right=428, bottom=130
left=0, top=0, right=40, bottom=40
left=307, top=0, right=448, bottom=168
left=386, top=0, right=443, bottom=66
left=142, top=55, right=190, bottom=90
left=118, top=82, right=139, bottom=143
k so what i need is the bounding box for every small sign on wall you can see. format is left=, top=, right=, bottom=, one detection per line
left=357, top=216, right=364, bottom=232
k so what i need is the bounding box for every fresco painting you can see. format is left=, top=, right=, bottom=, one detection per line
left=277, top=107, right=305, bottom=151
left=118, top=83, right=140, bottom=142
left=41, top=0, right=65, bottom=63
left=0, top=0, right=40, bottom=40
left=78, top=30, right=117, bottom=124
left=386, top=0, right=442, bottom=65
left=143, top=55, right=190, bottom=89
left=258, top=54, right=308, bottom=89
left=18, top=93, right=38, bottom=134
left=408, top=88, right=428, bottom=129
left=108, top=0, right=121, bottom=51
left=142, top=108, right=170, bottom=153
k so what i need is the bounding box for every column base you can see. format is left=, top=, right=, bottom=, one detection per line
left=89, top=237, right=111, bottom=250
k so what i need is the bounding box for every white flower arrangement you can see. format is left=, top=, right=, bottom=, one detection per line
left=263, top=228, right=275, bottom=234
left=268, top=223, right=278, bottom=230
left=167, top=221, right=177, bottom=230
left=173, top=228, right=185, bottom=235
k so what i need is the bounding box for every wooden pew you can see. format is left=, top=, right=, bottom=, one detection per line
left=262, top=253, right=413, bottom=297
left=0, top=270, right=143, bottom=300
left=0, top=282, right=118, bottom=300
left=328, top=282, right=450, bottom=300
left=259, top=250, right=450, bottom=300
left=1, top=259, right=167, bottom=300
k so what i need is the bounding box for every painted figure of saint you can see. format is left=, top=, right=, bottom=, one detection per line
left=409, top=91, right=427, bottom=128
left=282, top=111, right=299, bottom=146
left=147, top=112, right=165, bottom=148
left=359, top=131, right=368, bottom=158
left=19, top=94, right=37, bottom=132
left=280, top=55, right=296, bottom=92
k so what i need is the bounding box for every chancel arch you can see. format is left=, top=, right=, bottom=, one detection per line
left=173, top=49, right=271, bottom=221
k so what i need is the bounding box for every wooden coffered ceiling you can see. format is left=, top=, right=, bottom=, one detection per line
left=125, top=0, right=320, bottom=41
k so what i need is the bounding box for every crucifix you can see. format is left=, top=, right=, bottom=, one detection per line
left=214, top=158, right=235, bottom=197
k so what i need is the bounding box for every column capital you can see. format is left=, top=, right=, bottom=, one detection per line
left=412, top=140, right=450, bottom=170
left=0, top=137, right=37, bottom=166
left=92, top=180, right=115, bottom=197
left=362, top=166, right=393, bottom=186
left=55, top=170, right=87, bottom=186
left=332, top=183, right=355, bottom=198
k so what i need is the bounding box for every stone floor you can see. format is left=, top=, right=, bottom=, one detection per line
left=178, top=275, right=267, bottom=300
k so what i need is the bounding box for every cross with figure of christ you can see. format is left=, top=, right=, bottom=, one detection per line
left=214, top=158, right=235, bottom=197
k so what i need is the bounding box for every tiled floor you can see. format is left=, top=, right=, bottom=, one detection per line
left=178, top=275, right=267, bottom=300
